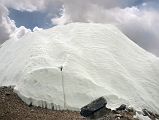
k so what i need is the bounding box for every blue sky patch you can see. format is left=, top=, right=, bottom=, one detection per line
left=9, top=9, right=56, bottom=30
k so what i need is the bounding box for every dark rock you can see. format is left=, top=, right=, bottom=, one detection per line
left=116, top=104, right=126, bottom=111
left=2, top=86, right=8, bottom=89
left=80, top=97, right=107, bottom=117
left=142, top=109, right=152, bottom=116
left=5, top=92, right=11, bottom=96
left=89, top=107, right=111, bottom=119
left=112, top=110, right=119, bottom=114
left=29, top=102, right=33, bottom=107
left=155, top=113, right=159, bottom=119
left=142, top=109, right=159, bottom=120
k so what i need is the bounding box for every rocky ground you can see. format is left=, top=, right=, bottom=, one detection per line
left=0, top=86, right=158, bottom=120
left=0, top=86, right=85, bottom=120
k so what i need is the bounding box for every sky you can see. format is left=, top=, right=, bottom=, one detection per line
left=0, top=0, right=159, bottom=56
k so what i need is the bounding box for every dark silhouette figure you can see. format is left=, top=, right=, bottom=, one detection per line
left=60, top=66, right=63, bottom=71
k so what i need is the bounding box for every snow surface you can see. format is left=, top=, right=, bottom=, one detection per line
left=0, top=23, right=159, bottom=113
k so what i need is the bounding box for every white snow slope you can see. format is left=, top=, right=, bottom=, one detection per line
left=0, top=23, right=159, bottom=113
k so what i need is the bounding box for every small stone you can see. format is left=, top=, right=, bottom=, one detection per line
left=1, top=113, right=4, bottom=117
left=142, top=109, right=151, bottom=116
left=29, top=102, right=33, bottom=107
left=116, top=114, right=122, bottom=117
left=112, top=110, right=119, bottom=114
left=155, top=113, right=159, bottom=119
left=2, top=96, right=5, bottom=99
left=116, top=117, right=121, bottom=119
left=114, top=114, right=123, bottom=119
left=2, top=86, right=7, bottom=89
left=5, top=92, right=11, bottom=96
left=116, top=104, right=126, bottom=111
left=142, top=109, right=159, bottom=119
left=31, top=109, right=34, bottom=112
left=127, top=107, right=135, bottom=113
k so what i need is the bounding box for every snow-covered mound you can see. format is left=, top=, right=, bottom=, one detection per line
left=0, top=23, right=159, bottom=112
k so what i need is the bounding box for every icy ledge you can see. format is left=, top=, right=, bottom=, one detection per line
left=14, top=88, right=79, bottom=111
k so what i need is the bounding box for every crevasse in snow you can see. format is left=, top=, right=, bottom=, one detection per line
left=0, top=23, right=159, bottom=112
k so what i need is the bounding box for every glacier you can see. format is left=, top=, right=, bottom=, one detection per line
left=0, top=23, right=159, bottom=113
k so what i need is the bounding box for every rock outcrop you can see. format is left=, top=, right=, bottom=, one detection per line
left=80, top=97, right=107, bottom=117
left=80, top=97, right=159, bottom=120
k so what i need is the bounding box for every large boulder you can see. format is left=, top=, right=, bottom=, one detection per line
left=80, top=97, right=107, bottom=117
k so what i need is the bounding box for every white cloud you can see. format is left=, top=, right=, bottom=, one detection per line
left=33, top=26, right=43, bottom=32
left=0, top=0, right=45, bottom=11
left=0, top=0, right=62, bottom=12
left=115, top=8, right=159, bottom=55
left=0, top=4, right=16, bottom=43
left=0, top=3, right=31, bottom=44
left=51, top=6, right=71, bottom=25
left=50, top=0, right=159, bottom=56
left=10, top=26, right=31, bottom=39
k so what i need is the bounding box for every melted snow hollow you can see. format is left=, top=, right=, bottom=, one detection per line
left=0, top=23, right=159, bottom=112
